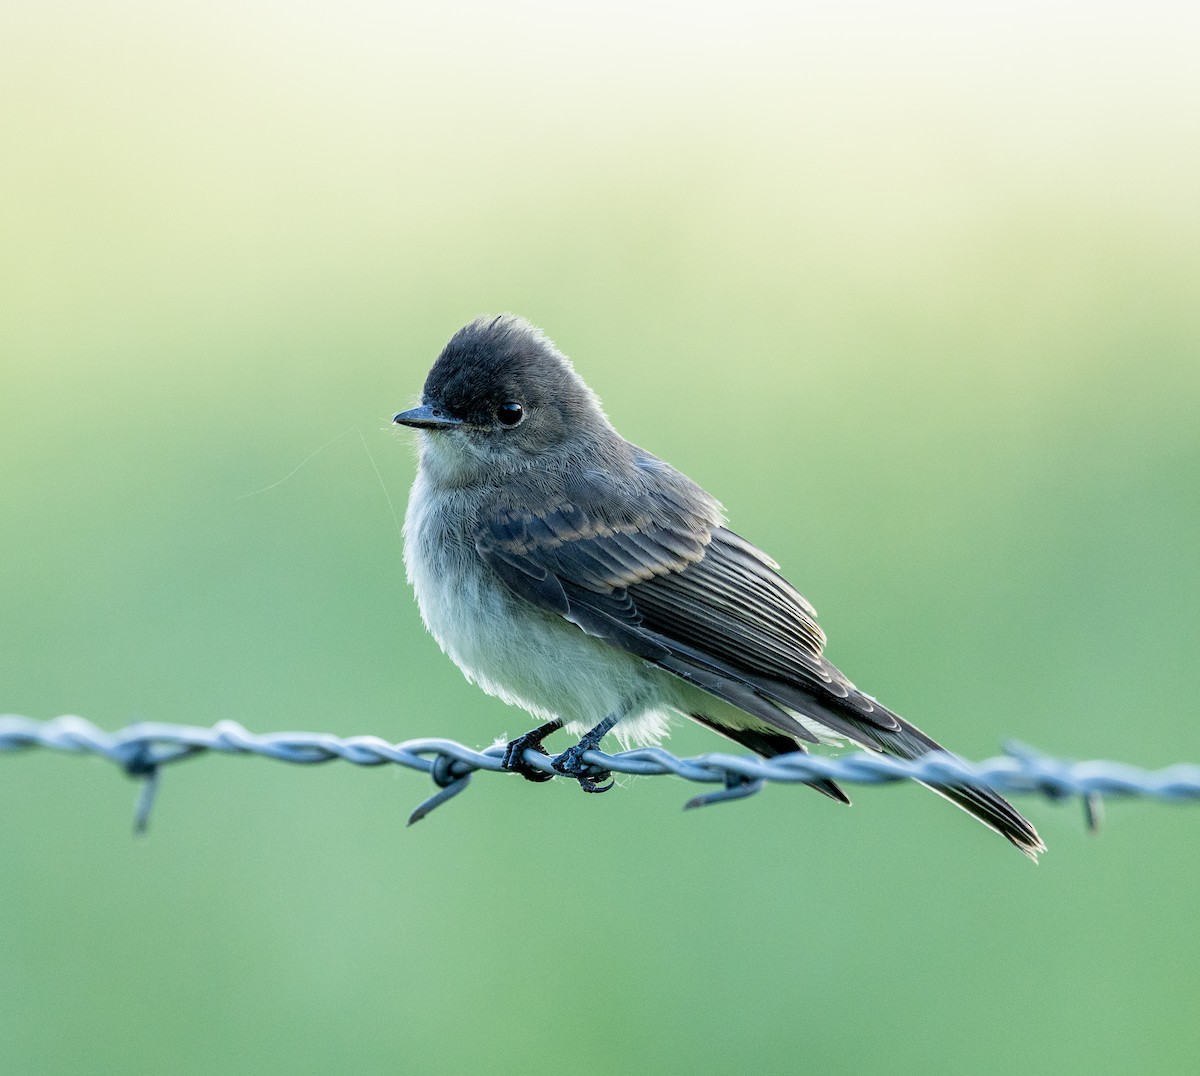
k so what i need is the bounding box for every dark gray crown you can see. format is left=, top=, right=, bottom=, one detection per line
left=423, top=315, right=597, bottom=427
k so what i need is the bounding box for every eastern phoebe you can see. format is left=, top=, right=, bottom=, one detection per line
left=394, top=315, right=1044, bottom=859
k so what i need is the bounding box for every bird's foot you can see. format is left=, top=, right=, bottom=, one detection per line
left=552, top=742, right=614, bottom=794
left=501, top=723, right=559, bottom=783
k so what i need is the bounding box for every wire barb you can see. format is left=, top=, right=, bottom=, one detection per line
left=683, top=772, right=765, bottom=810
left=3, top=714, right=1200, bottom=830
left=407, top=754, right=475, bottom=826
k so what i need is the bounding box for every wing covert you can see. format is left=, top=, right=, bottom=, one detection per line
left=475, top=494, right=900, bottom=735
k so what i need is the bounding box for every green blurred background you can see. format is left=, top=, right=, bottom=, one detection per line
left=2, top=2, right=1199, bottom=1073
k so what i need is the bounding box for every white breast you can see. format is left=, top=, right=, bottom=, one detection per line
left=402, top=469, right=673, bottom=747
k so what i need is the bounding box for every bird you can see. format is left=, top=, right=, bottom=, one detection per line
left=393, top=314, right=1044, bottom=859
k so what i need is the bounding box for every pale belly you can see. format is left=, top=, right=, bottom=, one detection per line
left=403, top=479, right=676, bottom=747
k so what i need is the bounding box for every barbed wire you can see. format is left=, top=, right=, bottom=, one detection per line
left=3, top=713, right=1198, bottom=834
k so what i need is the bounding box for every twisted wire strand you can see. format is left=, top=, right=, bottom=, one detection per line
left=3, top=714, right=1198, bottom=831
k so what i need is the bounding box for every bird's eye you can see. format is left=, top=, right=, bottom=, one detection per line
left=495, top=402, right=525, bottom=427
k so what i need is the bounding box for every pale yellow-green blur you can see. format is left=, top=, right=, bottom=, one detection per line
left=2, top=3, right=1198, bottom=1074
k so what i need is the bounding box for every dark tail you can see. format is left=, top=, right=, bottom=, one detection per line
left=869, top=715, right=1045, bottom=861
left=690, top=698, right=1044, bottom=860
left=760, top=690, right=1046, bottom=861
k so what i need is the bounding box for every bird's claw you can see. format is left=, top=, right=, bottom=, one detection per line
left=552, top=744, right=614, bottom=793
left=501, top=733, right=555, bottom=783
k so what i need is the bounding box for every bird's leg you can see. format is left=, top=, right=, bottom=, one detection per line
left=552, top=715, right=618, bottom=793
left=501, top=719, right=562, bottom=783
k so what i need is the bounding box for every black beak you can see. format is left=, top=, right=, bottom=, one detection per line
left=393, top=404, right=463, bottom=430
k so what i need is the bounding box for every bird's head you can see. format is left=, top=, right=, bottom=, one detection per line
left=394, top=315, right=611, bottom=485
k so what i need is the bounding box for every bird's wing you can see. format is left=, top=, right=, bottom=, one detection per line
left=476, top=490, right=1047, bottom=857
left=474, top=495, right=901, bottom=744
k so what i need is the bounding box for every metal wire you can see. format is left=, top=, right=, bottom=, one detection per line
left=3, top=713, right=1198, bottom=832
